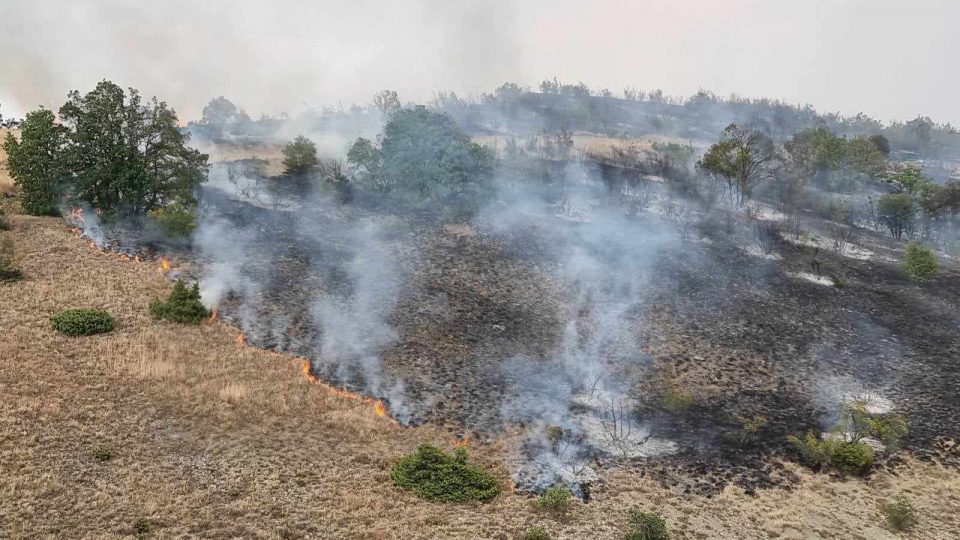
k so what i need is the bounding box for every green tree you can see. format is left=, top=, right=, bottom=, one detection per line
left=878, top=193, right=914, bottom=239
left=201, top=96, right=249, bottom=126
left=698, top=123, right=775, bottom=205
left=58, top=80, right=208, bottom=215
left=281, top=136, right=318, bottom=176
left=3, top=109, right=68, bottom=215
left=905, top=116, right=933, bottom=156
left=868, top=134, right=891, bottom=157
left=349, top=106, right=494, bottom=204
left=890, top=165, right=935, bottom=198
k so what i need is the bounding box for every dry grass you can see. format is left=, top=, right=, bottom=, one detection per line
left=2, top=210, right=959, bottom=538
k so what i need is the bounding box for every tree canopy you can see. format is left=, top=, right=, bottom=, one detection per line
left=3, top=109, right=69, bottom=215
left=281, top=135, right=319, bottom=176
left=697, top=123, right=775, bottom=204
left=58, top=80, right=209, bottom=214
left=347, top=106, right=494, bottom=204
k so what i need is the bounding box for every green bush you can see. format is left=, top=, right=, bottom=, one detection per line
left=133, top=518, right=150, bottom=536
left=390, top=444, right=500, bottom=502
left=94, top=445, right=112, bottom=462
left=830, top=441, right=874, bottom=475
left=625, top=510, right=670, bottom=540
left=148, top=203, right=197, bottom=237
left=150, top=280, right=210, bottom=324
left=51, top=308, right=114, bottom=336
left=537, top=485, right=572, bottom=515
left=879, top=496, right=919, bottom=532
left=902, top=241, right=938, bottom=283
left=787, top=431, right=834, bottom=468
left=523, top=525, right=551, bottom=540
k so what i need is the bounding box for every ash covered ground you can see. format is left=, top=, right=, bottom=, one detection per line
left=161, top=166, right=960, bottom=497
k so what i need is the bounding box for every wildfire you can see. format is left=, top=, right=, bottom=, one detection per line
left=236, top=332, right=246, bottom=346
left=159, top=257, right=171, bottom=272
left=453, top=436, right=471, bottom=447
left=69, top=207, right=84, bottom=220
left=299, top=359, right=394, bottom=421
left=209, top=308, right=219, bottom=322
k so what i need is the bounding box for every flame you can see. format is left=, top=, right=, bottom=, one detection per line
left=299, top=360, right=395, bottom=421
left=236, top=333, right=246, bottom=346
left=209, top=308, right=219, bottom=322
left=69, top=207, right=84, bottom=220
left=159, top=256, right=171, bottom=273
left=453, top=436, right=471, bottom=447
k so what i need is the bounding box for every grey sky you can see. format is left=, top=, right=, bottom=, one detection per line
left=2, top=0, right=958, bottom=125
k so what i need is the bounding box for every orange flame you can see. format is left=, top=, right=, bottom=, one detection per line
left=70, top=207, right=83, bottom=220
left=299, top=360, right=394, bottom=421
left=453, top=436, right=471, bottom=447
left=236, top=333, right=246, bottom=346
left=209, top=308, right=219, bottom=322
left=159, top=257, right=171, bottom=272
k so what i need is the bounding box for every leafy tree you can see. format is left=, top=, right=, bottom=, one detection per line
left=697, top=123, right=775, bottom=205
left=348, top=107, right=494, bottom=205
left=58, top=80, right=209, bottom=215
left=878, top=193, right=914, bottom=239
left=890, top=165, right=935, bottom=198
left=281, top=135, right=318, bottom=176
left=902, top=241, right=938, bottom=283
left=200, top=96, right=250, bottom=126
left=905, top=116, right=934, bottom=155
left=3, top=109, right=69, bottom=215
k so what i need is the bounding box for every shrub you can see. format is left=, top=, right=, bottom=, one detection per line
left=0, top=207, right=10, bottom=230
left=94, top=445, right=112, bottom=462
left=838, top=401, right=909, bottom=450
left=148, top=203, right=197, bottom=237
left=879, top=496, right=919, bottom=532
left=0, top=236, right=24, bottom=282
left=524, top=525, right=551, bottom=540
left=537, top=485, right=572, bottom=515
left=390, top=444, right=500, bottom=502
left=902, top=241, right=938, bottom=283
left=625, top=510, right=670, bottom=540
left=51, top=308, right=114, bottom=336
left=787, top=431, right=834, bottom=468
left=662, top=388, right=693, bottom=414
left=133, top=518, right=150, bottom=536
left=829, top=441, right=874, bottom=475
left=150, top=280, right=210, bottom=324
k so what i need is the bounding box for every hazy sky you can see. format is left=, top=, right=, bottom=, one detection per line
left=2, top=0, right=958, bottom=124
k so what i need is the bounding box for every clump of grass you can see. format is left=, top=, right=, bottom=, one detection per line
left=0, top=235, right=23, bottom=282
left=51, top=308, right=114, bottom=336
left=149, top=279, right=210, bottom=324
left=879, top=496, right=919, bottom=532
left=523, top=525, right=551, bottom=540
left=625, top=509, right=670, bottom=540
left=390, top=444, right=500, bottom=502
left=830, top=275, right=845, bottom=288
left=537, top=485, right=572, bottom=515
left=94, top=445, right=112, bottom=462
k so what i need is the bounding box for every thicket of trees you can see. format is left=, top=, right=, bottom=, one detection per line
left=346, top=106, right=494, bottom=208
left=3, top=80, right=209, bottom=218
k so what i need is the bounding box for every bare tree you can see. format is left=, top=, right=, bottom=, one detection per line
left=372, top=90, right=400, bottom=119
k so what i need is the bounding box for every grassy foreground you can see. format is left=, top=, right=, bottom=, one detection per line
left=1, top=212, right=959, bottom=538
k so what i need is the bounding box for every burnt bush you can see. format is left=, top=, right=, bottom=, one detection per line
left=751, top=220, right=781, bottom=254
left=150, top=280, right=210, bottom=324
left=625, top=509, right=670, bottom=540
left=51, top=308, right=115, bottom=336
left=390, top=444, right=500, bottom=502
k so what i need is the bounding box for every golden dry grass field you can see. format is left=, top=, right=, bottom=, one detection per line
left=2, top=211, right=960, bottom=538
